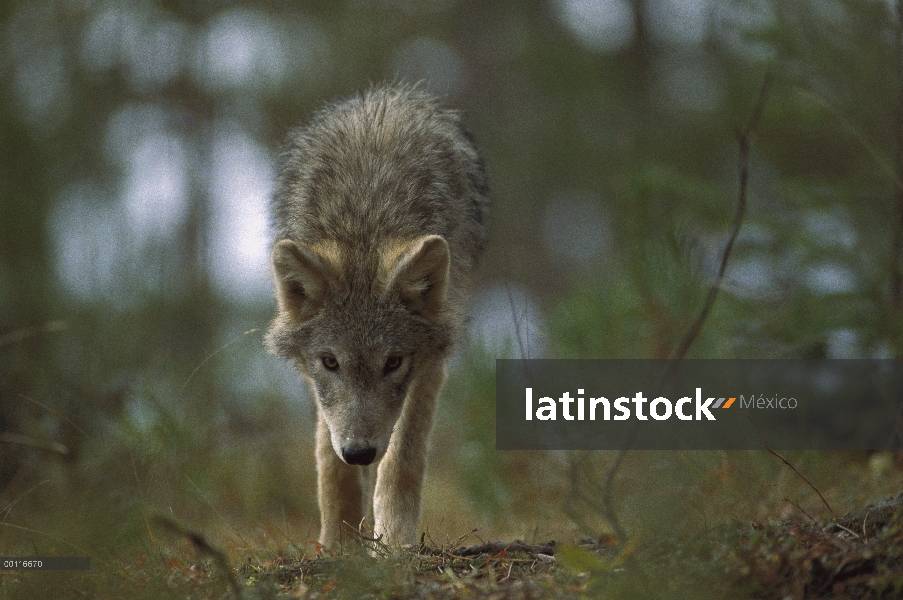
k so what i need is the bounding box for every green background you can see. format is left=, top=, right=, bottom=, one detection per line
left=2, top=0, right=903, bottom=593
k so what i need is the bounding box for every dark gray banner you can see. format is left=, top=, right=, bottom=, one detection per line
left=496, top=360, right=903, bottom=450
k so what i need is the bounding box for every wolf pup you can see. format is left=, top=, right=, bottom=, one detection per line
left=265, top=85, right=489, bottom=550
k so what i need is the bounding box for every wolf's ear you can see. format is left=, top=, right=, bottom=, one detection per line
left=271, top=239, right=331, bottom=322
left=386, top=235, right=450, bottom=317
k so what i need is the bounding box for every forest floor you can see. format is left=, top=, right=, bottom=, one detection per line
left=20, top=492, right=893, bottom=600
left=233, top=492, right=903, bottom=599
left=3, top=493, right=903, bottom=599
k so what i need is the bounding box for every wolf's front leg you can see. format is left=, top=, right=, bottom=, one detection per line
left=373, top=361, right=446, bottom=547
left=316, top=408, right=363, bottom=552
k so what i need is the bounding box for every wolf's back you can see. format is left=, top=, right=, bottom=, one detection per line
left=273, top=85, right=489, bottom=284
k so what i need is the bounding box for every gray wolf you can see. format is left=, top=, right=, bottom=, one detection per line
left=265, top=85, right=489, bottom=550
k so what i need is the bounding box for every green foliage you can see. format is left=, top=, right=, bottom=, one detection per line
left=3, top=0, right=903, bottom=597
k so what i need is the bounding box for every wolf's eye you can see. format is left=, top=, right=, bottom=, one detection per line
left=322, top=355, right=339, bottom=371
left=383, top=356, right=402, bottom=374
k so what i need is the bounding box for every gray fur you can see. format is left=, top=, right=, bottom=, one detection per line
left=265, top=84, right=489, bottom=549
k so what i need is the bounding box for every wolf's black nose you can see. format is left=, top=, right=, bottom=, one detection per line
left=342, top=446, right=376, bottom=465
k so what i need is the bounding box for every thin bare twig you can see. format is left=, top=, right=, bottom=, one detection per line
left=447, top=542, right=555, bottom=557
left=152, top=516, right=243, bottom=599
left=596, top=73, right=773, bottom=542
left=783, top=497, right=817, bottom=524
left=745, top=414, right=836, bottom=518
left=1, top=479, right=52, bottom=523
left=448, top=528, right=479, bottom=549
left=670, top=73, right=772, bottom=362
left=337, top=520, right=393, bottom=556
left=178, top=328, right=262, bottom=396
left=798, top=84, right=903, bottom=310
left=598, top=449, right=629, bottom=542
left=832, top=523, right=861, bottom=539
left=797, top=89, right=903, bottom=192
left=18, top=393, right=91, bottom=440
left=147, top=328, right=263, bottom=497
left=0, top=432, right=68, bottom=455
left=505, top=284, right=531, bottom=360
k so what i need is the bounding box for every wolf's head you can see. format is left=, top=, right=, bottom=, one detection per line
left=265, top=235, right=454, bottom=465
